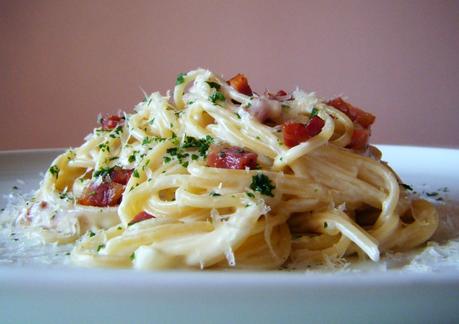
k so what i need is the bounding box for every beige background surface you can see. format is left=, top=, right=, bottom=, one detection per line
left=1, top=0, right=458, bottom=150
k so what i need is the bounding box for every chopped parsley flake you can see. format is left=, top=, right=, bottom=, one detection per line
left=324, top=222, right=328, bottom=228
left=246, top=192, right=255, bottom=198
left=235, top=112, right=241, bottom=119
left=310, top=108, right=319, bottom=118
left=109, top=126, right=124, bottom=138
left=163, top=135, right=214, bottom=166
left=67, top=150, right=76, bottom=161
left=167, top=147, right=179, bottom=156
left=206, top=81, right=221, bottom=90
left=98, top=142, right=110, bottom=152
left=133, top=170, right=140, bottom=178
left=88, top=231, right=96, bottom=237
left=59, top=192, right=73, bottom=201
left=130, top=252, right=135, bottom=261
left=250, top=173, right=275, bottom=197
left=49, top=165, right=60, bottom=178
left=209, top=191, right=221, bottom=197
left=93, top=166, right=114, bottom=178
left=142, top=136, right=166, bottom=145
left=170, top=132, right=179, bottom=145
left=176, top=73, right=186, bottom=85
left=182, top=135, right=214, bottom=156
left=128, top=154, right=136, bottom=163
left=97, top=244, right=105, bottom=252
left=142, top=137, right=153, bottom=145
left=209, top=91, right=225, bottom=104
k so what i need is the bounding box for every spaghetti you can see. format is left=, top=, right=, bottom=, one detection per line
left=17, top=69, right=439, bottom=270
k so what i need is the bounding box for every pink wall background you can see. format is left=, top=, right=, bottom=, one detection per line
left=1, top=0, right=458, bottom=150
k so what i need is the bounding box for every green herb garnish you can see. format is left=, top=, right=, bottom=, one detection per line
left=176, top=73, right=186, bottom=85
left=93, top=166, right=114, bottom=178
left=49, top=165, right=60, bottom=178
left=209, top=92, right=225, bottom=104
left=182, top=135, right=214, bottom=156
left=206, top=81, right=221, bottom=90
left=59, top=192, right=73, bottom=201
left=250, top=173, right=275, bottom=197
left=310, top=108, right=319, bottom=118
left=98, top=142, right=110, bottom=152
left=109, top=125, right=124, bottom=138
left=142, top=136, right=166, bottom=145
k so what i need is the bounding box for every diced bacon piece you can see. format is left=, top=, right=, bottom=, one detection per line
left=327, top=97, right=375, bottom=128
left=207, top=146, right=258, bottom=170
left=348, top=126, right=370, bottom=151
left=282, top=116, right=325, bottom=148
left=282, top=122, right=306, bottom=147
left=266, top=90, right=292, bottom=101
left=99, top=114, right=124, bottom=131
left=249, top=98, right=281, bottom=123
left=78, top=181, right=124, bottom=207
left=128, top=211, right=156, bottom=226
left=227, top=74, right=253, bottom=96
left=110, top=167, right=133, bottom=185
left=305, top=116, right=325, bottom=137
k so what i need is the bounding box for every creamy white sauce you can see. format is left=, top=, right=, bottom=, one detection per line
left=1, top=187, right=459, bottom=272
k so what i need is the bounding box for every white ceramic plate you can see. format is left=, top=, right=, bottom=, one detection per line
left=1, top=146, right=459, bottom=324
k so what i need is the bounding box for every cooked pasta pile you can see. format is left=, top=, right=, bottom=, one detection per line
left=16, top=69, right=439, bottom=270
